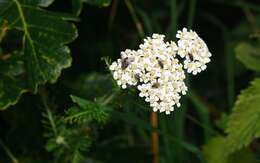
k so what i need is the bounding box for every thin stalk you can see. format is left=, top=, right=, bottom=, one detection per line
left=185, top=114, right=220, bottom=136
left=169, top=0, right=178, bottom=39
left=108, top=0, right=118, bottom=31
left=40, top=89, right=58, bottom=136
left=151, top=112, right=159, bottom=163
left=160, top=118, right=172, bottom=162
left=0, top=139, right=19, bottom=163
left=124, top=0, right=144, bottom=38
left=225, top=34, right=235, bottom=109
left=188, top=91, right=212, bottom=141
left=187, top=0, right=197, bottom=28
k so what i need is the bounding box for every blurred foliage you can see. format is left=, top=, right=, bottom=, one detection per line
left=0, top=0, right=260, bottom=163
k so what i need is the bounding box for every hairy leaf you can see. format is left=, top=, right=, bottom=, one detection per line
left=226, top=78, right=260, bottom=152
left=0, top=0, right=78, bottom=109
left=235, top=42, right=260, bottom=71
left=65, top=95, right=109, bottom=124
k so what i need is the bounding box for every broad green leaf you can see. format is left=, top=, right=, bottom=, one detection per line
left=0, top=0, right=78, bottom=109
left=21, top=0, right=55, bottom=7
left=72, top=0, right=111, bottom=16
left=0, top=52, right=28, bottom=109
left=203, top=136, right=257, bottom=163
left=226, top=78, right=260, bottom=152
left=72, top=0, right=83, bottom=16
left=235, top=42, right=260, bottom=71
left=202, top=136, right=229, bottom=163
left=37, top=0, right=55, bottom=7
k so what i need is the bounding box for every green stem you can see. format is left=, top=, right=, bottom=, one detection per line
left=124, top=0, right=144, bottom=38
left=169, top=0, right=178, bottom=39
left=187, top=0, right=197, bottom=28
left=188, top=91, right=213, bottom=140
left=108, top=0, right=118, bottom=31
left=40, top=89, right=58, bottom=136
left=0, top=139, right=19, bottom=163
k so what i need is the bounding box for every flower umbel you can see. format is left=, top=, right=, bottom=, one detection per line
left=109, top=28, right=211, bottom=114
left=176, top=28, right=212, bottom=75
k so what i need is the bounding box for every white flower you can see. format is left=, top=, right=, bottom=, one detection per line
left=176, top=28, right=212, bottom=75
left=110, top=30, right=211, bottom=115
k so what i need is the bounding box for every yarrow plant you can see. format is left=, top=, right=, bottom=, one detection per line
left=109, top=28, right=212, bottom=114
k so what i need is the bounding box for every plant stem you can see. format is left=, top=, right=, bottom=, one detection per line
left=108, top=0, right=118, bottom=31
left=125, top=0, right=145, bottom=38
left=150, top=112, right=159, bottom=163
left=169, top=0, right=178, bottom=40
left=0, top=139, right=19, bottom=163
left=40, top=89, right=58, bottom=136
left=187, top=0, right=197, bottom=28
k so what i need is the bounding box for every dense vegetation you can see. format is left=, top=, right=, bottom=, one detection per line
left=0, top=0, right=260, bottom=163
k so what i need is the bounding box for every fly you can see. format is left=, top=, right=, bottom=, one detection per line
left=134, top=74, right=140, bottom=81
left=152, top=82, right=160, bottom=88
left=121, top=57, right=129, bottom=70
left=188, top=53, right=194, bottom=61
left=158, top=60, right=164, bottom=68
left=121, top=57, right=134, bottom=70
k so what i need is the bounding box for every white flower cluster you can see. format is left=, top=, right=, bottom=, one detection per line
left=176, top=28, right=212, bottom=75
left=109, top=28, right=211, bottom=114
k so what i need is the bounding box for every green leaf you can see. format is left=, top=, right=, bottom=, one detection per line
left=0, top=0, right=78, bottom=109
left=0, top=52, right=28, bottom=109
left=72, top=0, right=83, bottom=16
left=215, top=113, right=229, bottom=130
left=65, top=95, right=109, bottom=124
left=203, top=136, right=257, bottom=163
left=67, top=73, right=115, bottom=100
left=226, top=78, right=260, bottom=152
left=72, top=0, right=111, bottom=16
left=235, top=42, right=260, bottom=71
left=228, top=148, right=257, bottom=163
left=36, top=0, right=55, bottom=7
left=84, top=0, right=111, bottom=7
left=202, top=136, right=229, bottom=163
left=21, top=0, right=55, bottom=7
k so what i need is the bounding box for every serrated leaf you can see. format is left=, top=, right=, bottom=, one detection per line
left=203, top=136, right=257, bottom=163
left=226, top=78, right=260, bottom=152
left=0, top=0, right=78, bottom=109
left=72, top=0, right=111, bottom=16
left=235, top=42, right=260, bottom=71
left=215, top=113, right=229, bottom=130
